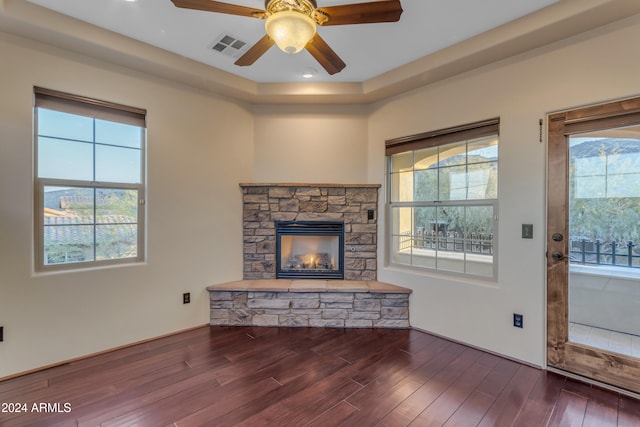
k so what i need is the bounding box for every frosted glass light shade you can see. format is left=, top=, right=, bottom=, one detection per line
left=265, top=11, right=316, bottom=54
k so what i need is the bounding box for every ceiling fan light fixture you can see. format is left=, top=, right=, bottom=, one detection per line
left=265, top=10, right=316, bottom=54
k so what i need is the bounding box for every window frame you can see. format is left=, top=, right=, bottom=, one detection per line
left=33, top=87, right=146, bottom=272
left=385, top=118, right=500, bottom=280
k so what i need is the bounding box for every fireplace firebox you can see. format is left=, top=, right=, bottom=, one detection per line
left=275, top=221, right=344, bottom=280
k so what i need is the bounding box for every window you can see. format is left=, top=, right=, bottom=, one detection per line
left=34, top=87, right=146, bottom=271
left=386, top=119, right=499, bottom=279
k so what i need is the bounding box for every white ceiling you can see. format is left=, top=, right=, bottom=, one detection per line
left=23, top=0, right=560, bottom=83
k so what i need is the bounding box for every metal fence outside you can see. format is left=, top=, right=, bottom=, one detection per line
left=569, top=238, right=640, bottom=268
left=399, top=230, right=493, bottom=255
left=397, top=232, right=640, bottom=268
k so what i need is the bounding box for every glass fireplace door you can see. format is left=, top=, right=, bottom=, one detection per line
left=275, top=221, right=344, bottom=279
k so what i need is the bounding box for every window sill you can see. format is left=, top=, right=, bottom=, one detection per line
left=391, top=248, right=495, bottom=281
left=384, top=262, right=498, bottom=288
left=33, top=260, right=146, bottom=277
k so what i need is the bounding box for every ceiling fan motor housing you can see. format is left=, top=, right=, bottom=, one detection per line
left=265, top=0, right=317, bottom=16
left=265, top=0, right=318, bottom=9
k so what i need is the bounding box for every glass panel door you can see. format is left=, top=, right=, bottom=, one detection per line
left=568, top=129, right=640, bottom=357
left=547, top=97, right=640, bottom=394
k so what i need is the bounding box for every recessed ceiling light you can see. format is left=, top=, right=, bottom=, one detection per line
left=301, top=68, right=317, bottom=79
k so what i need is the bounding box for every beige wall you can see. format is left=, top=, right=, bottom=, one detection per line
left=0, top=35, right=254, bottom=378
left=252, top=105, right=368, bottom=184
left=369, top=14, right=640, bottom=366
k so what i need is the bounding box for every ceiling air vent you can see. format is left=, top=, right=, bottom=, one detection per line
left=211, top=33, right=249, bottom=59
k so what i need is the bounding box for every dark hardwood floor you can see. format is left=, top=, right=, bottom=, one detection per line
left=1, top=326, right=639, bottom=426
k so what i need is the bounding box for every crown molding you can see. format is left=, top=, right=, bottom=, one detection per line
left=2, top=0, right=640, bottom=105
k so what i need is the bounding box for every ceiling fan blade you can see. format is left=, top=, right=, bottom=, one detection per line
left=235, top=35, right=275, bottom=66
left=306, top=34, right=346, bottom=75
left=315, top=0, right=403, bottom=26
left=171, top=0, right=265, bottom=18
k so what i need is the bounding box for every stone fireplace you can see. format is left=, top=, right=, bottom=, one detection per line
left=208, top=183, right=409, bottom=329
left=241, top=183, right=380, bottom=280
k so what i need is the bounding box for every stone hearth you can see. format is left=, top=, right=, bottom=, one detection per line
left=208, top=280, right=411, bottom=328
left=241, top=183, right=380, bottom=281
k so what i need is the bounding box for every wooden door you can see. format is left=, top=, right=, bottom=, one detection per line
left=547, top=96, right=640, bottom=394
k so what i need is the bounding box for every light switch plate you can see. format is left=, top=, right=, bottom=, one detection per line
left=522, top=224, right=533, bottom=239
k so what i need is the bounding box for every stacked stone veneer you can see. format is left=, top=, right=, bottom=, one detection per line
left=241, top=183, right=381, bottom=281
left=208, top=281, right=411, bottom=328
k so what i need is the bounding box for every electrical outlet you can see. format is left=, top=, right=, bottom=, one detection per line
left=513, top=313, right=523, bottom=328
left=183, top=292, right=190, bottom=304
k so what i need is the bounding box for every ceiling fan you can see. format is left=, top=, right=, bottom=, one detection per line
left=170, top=0, right=403, bottom=75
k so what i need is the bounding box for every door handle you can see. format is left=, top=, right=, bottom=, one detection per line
left=551, top=251, right=569, bottom=261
